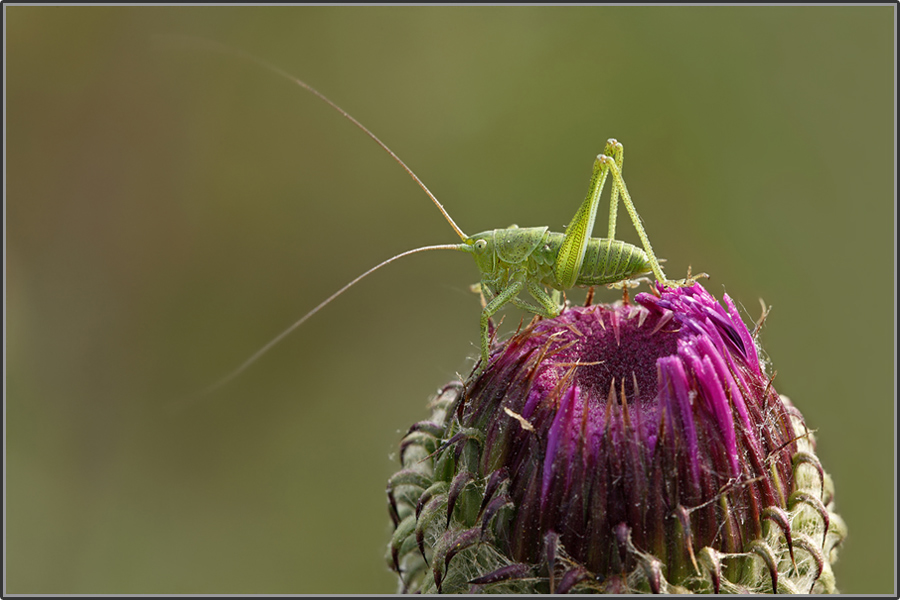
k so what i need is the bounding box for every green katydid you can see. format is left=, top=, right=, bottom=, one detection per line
left=197, top=44, right=698, bottom=395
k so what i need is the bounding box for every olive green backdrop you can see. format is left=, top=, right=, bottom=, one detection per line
left=6, top=5, right=894, bottom=595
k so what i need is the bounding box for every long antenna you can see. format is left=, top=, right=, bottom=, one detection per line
left=152, top=37, right=483, bottom=400
left=160, top=35, right=468, bottom=241
left=197, top=244, right=467, bottom=399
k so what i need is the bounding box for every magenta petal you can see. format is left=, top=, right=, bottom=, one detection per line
left=453, top=283, right=801, bottom=580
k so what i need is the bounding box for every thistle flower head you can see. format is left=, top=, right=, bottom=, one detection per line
left=388, top=283, right=845, bottom=594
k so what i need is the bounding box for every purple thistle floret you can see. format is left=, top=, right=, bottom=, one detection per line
left=387, top=283, right=845, bottom=594
left=464, top=283, right=793, bottom=580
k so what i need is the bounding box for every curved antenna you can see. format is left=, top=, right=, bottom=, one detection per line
left=195, top=243, right=467, bottom=400
left=159, top=35, right=468, bottom=241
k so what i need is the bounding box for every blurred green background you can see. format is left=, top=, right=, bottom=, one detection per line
left=6, top=6, right=894, bottom=594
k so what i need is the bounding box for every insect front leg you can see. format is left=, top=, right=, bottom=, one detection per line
left=477, top=277, right=526, bottom=373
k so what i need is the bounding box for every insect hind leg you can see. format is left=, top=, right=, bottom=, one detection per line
left=598, top=147, right=693, bottom=287
left=604, top=139, right=625, bottom=240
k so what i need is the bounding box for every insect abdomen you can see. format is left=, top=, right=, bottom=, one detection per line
left=576, top=238, right=651, bottom=285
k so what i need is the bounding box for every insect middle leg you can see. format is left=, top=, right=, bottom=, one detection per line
left=510, top=280, right=562, bottom=321
left=475, top=277, right=560, bottom=374
left=512, top=280, right=562, bottom=319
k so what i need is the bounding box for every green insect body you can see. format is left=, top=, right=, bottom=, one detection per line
left=195, top=42, right=698, bottom=394
left=453, top=139, right=673, bottom=372
left=470, top=228, right=651, bottom=291
left=464, top=225, right=653, bottom=372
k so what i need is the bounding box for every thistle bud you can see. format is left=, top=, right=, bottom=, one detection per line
left=387, top=283, right=845, bottom=594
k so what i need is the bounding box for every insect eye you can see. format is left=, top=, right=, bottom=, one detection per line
left=474, top=239, right=488, bottom=253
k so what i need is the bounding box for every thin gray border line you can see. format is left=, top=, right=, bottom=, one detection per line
left=887, top=3, right=897, bottom=595
left=1, top=4, right=896, bottom=597
left=4, top=2, right=8, bottom=596
left=0, top=2, right=897, bottom=6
